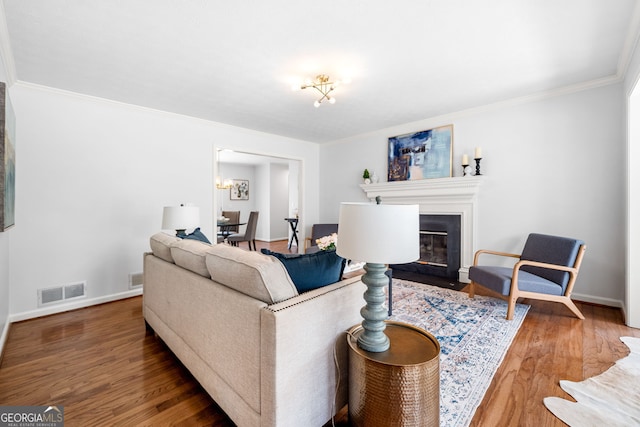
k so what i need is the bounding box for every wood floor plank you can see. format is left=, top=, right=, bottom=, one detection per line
left=1, top=239, right=639, bottom=426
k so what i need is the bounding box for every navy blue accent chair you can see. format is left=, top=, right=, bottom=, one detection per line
left=304, top=223, right=339, bottom=254
left=468, top=233, right=586, bottom=320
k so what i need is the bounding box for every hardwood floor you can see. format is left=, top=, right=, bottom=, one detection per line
left=1, top=239, right=638, bottom=426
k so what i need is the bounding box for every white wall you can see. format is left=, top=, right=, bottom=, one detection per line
left=270, top=163, right=289, bottom=241
left=320, top=83, right=626, bottom=306
left=9, top=83, right=320, bottom=318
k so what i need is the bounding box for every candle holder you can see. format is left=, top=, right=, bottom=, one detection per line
left=462, top=164, right=470, bottom=176
left=474, top=158, right=482, bottom=176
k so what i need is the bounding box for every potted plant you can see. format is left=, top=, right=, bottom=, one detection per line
left=363, top=169, right=371, bottom=184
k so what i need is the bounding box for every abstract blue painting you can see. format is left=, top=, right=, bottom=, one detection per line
left=388, top=125, right=453, bottom=181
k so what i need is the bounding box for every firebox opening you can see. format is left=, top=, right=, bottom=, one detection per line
left=391, top=214, right=461, bottom=281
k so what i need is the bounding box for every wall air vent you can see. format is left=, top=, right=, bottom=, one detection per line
left=38, top=281, right=86, bottom=307
left=39, top=287, right=63, bottom=305
left=129, top=272, right=143, bottom=289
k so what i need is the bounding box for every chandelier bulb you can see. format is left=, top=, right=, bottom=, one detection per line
left=314, top=100, right=321, bottom=108
left=329, top=97, right=336, bottom=104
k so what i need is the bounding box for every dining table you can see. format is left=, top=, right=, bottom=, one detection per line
left=217, top=221, right=246, bottom=240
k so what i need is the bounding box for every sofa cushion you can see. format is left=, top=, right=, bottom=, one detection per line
left=261, top=249, right=346, bottom=293
left=170, top=239, right=212, bottom=278
left=150, top=232, right=181, bottom=263
left=206, top=244, right=298, bottom=304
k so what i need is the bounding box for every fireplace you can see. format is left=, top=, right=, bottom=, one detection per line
left=360, top=176, right=483, bottom=282
left=391, top=214, right=461, bottom=280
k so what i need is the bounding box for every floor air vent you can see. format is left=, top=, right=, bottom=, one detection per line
left=38, top=281, right=86, bottom=307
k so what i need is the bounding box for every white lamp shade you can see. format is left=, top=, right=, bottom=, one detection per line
left=337, top=202, right=419, bottom=264
left=161, top=205, right=200, bottom=230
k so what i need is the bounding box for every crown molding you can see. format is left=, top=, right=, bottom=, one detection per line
left=617, top=0, right=640, bottom=80
left=328, top=74, right=622, bottom=147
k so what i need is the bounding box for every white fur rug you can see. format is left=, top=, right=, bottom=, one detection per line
left=544, top=336, right=640, bottom=426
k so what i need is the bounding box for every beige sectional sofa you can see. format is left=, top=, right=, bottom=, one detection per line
left=143, top=232, right=365, bottom=427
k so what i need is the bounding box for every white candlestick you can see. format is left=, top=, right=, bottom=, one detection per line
left=475, top=147, right=482, bottom=159
left=462, top=154, right=469, bottom=166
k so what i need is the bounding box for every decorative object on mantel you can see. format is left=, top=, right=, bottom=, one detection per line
left=474, top=146, right=483, bottom=176
left=362, top=168, right=371, bottom=184
left=337, top=199, right=419, bottom=352
left=388, top=124, right=453, bottom=182
left=462, top=153, right=470, bottom=177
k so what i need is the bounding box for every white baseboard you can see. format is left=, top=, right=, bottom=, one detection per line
left=572, top=292, right=623, bottom=309
left=9, top=288, right=143, bottom=323
left=621, top=302, right=629, bottom=325
left=0, top=315, right=10, bottom=361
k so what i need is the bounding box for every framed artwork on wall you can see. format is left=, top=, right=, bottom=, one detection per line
left=230, top=179, right=249, bottom=200
left=387, top=124, right=453, bottom=182
left=0, top=82, right=16, bottom=231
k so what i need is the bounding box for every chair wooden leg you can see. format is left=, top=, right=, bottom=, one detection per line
left=563, top=298, right=585, bottom=320
left=468, top=281, right=476, bottom=298
left=506, top=297, right=517, bottom=320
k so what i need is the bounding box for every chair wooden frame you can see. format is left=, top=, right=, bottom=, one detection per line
left=468, top=244, right=587, bottom=320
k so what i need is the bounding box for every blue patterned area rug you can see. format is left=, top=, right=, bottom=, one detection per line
left=388, top=279, right=530, bottom=427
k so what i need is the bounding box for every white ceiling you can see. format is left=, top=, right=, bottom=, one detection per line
left=3, top=0, right=639, bottom=143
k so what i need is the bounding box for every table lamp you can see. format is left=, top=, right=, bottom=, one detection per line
left=337, top=201, right=419, bottom=352
left=161, top=204, right=200, bottom=236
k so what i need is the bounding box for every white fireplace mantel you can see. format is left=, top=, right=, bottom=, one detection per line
left=360, top=176, right=484, bottom=282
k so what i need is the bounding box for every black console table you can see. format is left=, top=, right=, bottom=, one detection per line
left=284, top=218, right=299, bottom=249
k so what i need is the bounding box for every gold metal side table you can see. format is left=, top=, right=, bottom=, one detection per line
left=347, top=321, right=440, bottom=427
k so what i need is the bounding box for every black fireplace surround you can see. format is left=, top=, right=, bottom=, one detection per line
left=391, top=214, right=461, bottom=281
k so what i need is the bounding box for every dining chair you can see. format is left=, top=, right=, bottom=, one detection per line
left=228, top=211, right=259, bottom=250
left=217, top=210, right=240, bottom=243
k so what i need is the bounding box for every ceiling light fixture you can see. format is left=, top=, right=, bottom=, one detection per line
left=294, top=74, right=343, bottom=108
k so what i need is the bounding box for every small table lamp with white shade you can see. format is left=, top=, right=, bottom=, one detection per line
left=162, top=204, right=200, bottom=236
left=337, top=200, right=419, bottom=353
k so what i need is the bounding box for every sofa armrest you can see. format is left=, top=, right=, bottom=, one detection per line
left=260, top=277, right=366, bottom=427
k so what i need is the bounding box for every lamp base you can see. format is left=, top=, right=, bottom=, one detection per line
left=358, top=262, right=390, bottom=352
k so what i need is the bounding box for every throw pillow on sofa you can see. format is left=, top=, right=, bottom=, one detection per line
left=178, top=227, right=211, bottom=244
left=261, top=249, right=346, bottom=293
